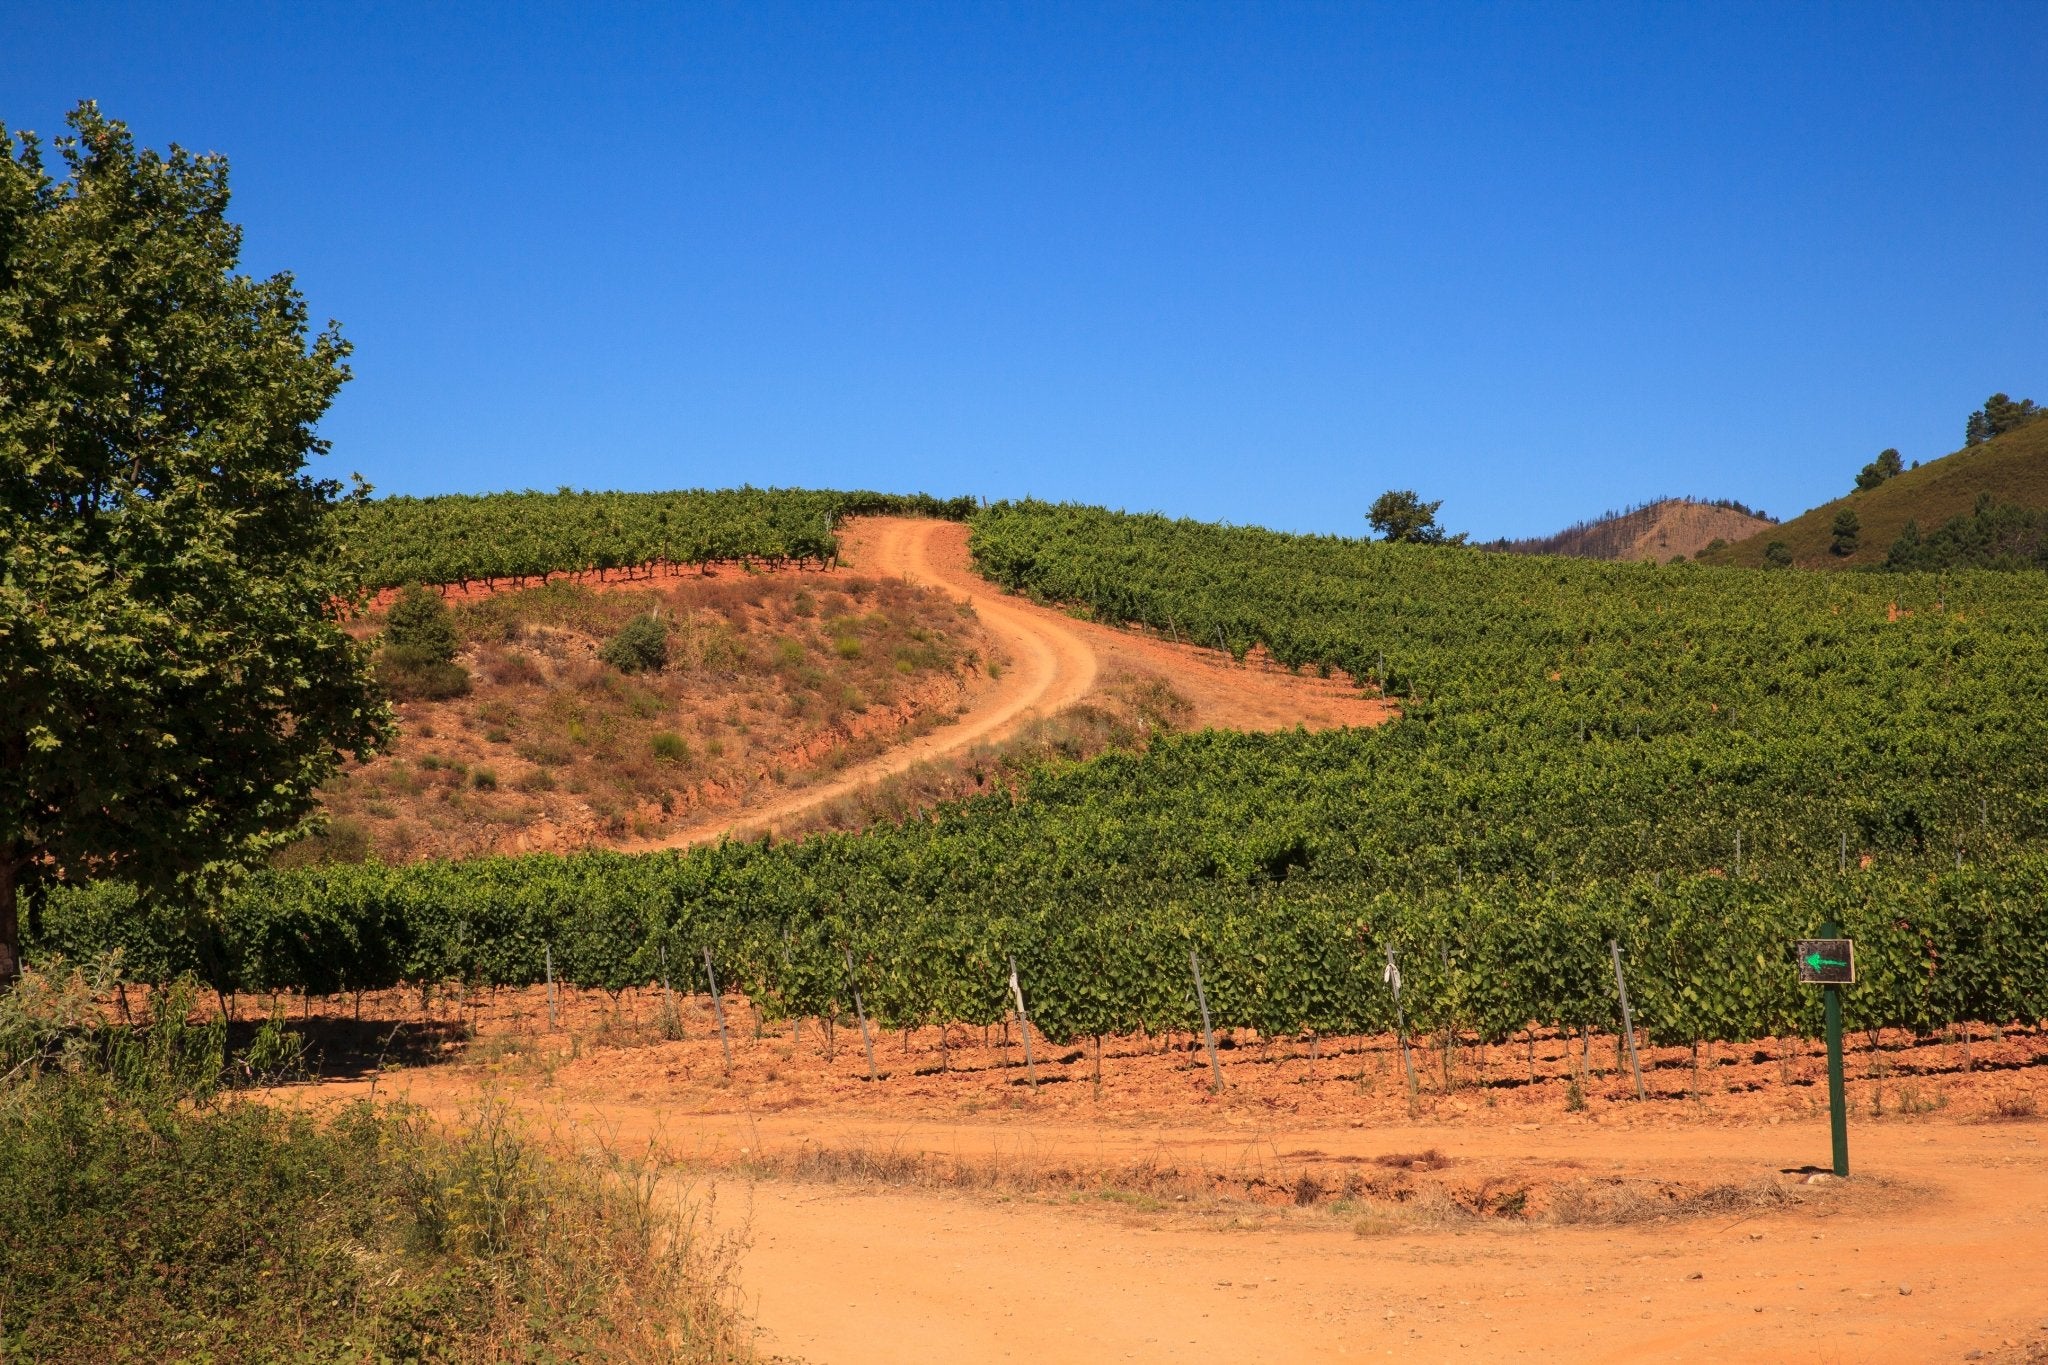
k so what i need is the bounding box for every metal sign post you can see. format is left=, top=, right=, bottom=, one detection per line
left=1796, top=927, right=1856, bottom=1177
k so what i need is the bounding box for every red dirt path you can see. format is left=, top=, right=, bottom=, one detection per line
left=289, top=986, right=2048, bottom=1364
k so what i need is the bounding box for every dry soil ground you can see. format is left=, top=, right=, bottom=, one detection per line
left=285, top=985, right=2048, bottom=1364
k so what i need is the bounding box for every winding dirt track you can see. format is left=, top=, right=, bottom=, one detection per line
left=644, top=516, right=1387, bottom=848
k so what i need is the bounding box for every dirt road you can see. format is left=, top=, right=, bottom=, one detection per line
left=645, top=517, right=1388, bottom=847
left=317, top=990, right=2047, bottom=1365
left=717, top=1119, right=2044, bottom=1365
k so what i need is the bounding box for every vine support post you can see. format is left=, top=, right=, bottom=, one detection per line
left=1383, top=944, right=1418, bottom=1101
left=703, top=947, right=733, bottom=1073
left=659, top=941, right=682, bottom=1039
left=1189, top=949, right=1224, bottom=1093
left=1007, top=955, right=1038, bottom=1089
left=545, top=943, right=559, bottom=1031
left=1609, top=940, right=1647, bottom=1100
left=844, top=950, right=877, bottom=1082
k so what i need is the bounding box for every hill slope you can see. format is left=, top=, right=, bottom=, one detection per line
left=1698, top=418, right=2048, bottom=569
left=1494, top=498, right=1775, bottom=562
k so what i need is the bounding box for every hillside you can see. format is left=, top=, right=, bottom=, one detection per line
left=1492, top=497, right=1775, bottom=562
left=1697, top=417, right=2048, bottom=569
left=304, top=567, right=1005, bottom=862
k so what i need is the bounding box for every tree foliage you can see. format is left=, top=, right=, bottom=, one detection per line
left=0, top=102, right=385, bottom=980
left=1367, top=489, right=1465, bottom=545
left=1965, top=393, right=2042, bottom=447
left=1829, top=507, right=1860, bottom=557
left=1854, top=447, right=1902, bottom=491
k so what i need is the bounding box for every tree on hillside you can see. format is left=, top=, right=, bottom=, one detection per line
left=1830, top=507, right=1861, bottom=557
left=1965, top=393, right=2042, bottom=446
left=378, top=585, right=470, bottom=700
left=0, top=103, right=387, bottom=983
left=1854, top=448, right=1903, bottom=491
left=1368, top=489, right=1467, bottom=545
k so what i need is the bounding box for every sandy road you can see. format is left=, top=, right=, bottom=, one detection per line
left=716, top=1118, right=2047, bottom=1365
left=642, top=518, right=1098, bottom=848
left=644, top=516, right=1385, bottom=848
left=342, top=1054, right=2048, bottom=1365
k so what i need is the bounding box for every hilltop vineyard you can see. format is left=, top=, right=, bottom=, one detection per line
left=36, top=499, right=2048, bottom=1050
left=335, top=487, right=975, bottom=590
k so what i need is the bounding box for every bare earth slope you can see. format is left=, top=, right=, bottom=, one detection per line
left=1503, top=498, right=1776, bottom=562
left=642, top=516, right=1391, bottom=847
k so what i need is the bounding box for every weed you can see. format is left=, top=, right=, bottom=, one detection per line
left=1988, top=1090, right=2038, bottom=1121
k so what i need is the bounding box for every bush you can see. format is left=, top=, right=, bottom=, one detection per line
left=1763, top=541, right=1793, bottom=569
left=651, top=731, right=692, bottom=765
left=378, top=647, right=473, bottom=701
left=384, top=584, right=459, bottom=661
left=601, top=613, right=670, bottom=674
left=0, top=965, right=754, bottom=1363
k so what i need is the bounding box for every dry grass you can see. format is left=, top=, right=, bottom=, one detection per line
left=781, top=666, right=1194, bottom=839
left=298, top=571, right=1000, bottom=861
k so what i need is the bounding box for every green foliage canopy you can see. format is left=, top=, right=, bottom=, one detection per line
left=1367, top=489, right=1466, bottom=545
left=600, top=613, right=670, bottom=674
left=1965, top=393, right=2041, bottom=447
left=1854, top=447, right=1902, bottom=491
left=0, top=103, right=385, bottom=980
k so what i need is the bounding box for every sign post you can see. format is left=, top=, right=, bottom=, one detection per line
left=1796, top=926, right=1855, bottom=1177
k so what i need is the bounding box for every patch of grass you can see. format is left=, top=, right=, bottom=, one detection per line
left=1987, top=1089, right=2038, bottom=1121
left=0, top=966, right=756, bottom=1363
left=651, top=731, right=692, bottom=765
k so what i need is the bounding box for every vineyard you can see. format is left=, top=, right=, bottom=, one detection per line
left=335, top=487, right=975, bottom=590
left=32, top=498, right=2048, bottom=1056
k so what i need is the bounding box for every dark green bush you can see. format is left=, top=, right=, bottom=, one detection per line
left=601, top=613, right=670, bottom=674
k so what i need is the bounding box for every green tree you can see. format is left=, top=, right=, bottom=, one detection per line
left=1762, top=541, right=1793, bottom=569
left=1367, top=489, right=1466, bottom=545
left=377, top=585, right=470, bottom=699
left=1854, top=448, right=1903, bottom=491
left=1965, top=393, right=2042, bottom=446
left=1830, top=507, right=1861, bottom=557
left=383, top=585, right=457, bottom=661
left=0, top=103, right=386, bottom=983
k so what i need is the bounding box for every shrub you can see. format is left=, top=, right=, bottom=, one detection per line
left=378, top=650, right=471, bottom=701
left=651, top=732, right=692, bottom=765
left=471, top=767, right=500, bottom=790
left=384, top=584, right=458, bottom=662
left=600, top=613, right=670, bottom=674
left=0, top=968, right=753, bottom=1362
left=1762, top=541, right=1793, bottom=569
left=774, top=638, right=806, bottom=669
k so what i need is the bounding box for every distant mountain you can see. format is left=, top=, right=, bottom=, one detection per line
left=1487, top=497, right=1777, bottom=563
left=1697, top=415, right=2048, bottom=570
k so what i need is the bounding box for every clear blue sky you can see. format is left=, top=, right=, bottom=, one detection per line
left=7, top=2, right=2045, bottom=540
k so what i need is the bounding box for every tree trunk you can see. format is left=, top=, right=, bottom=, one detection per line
left=0, top=853, right=25, bottom=987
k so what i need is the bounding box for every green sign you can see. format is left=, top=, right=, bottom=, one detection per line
left=1796, top=937, right=1855, bottom=985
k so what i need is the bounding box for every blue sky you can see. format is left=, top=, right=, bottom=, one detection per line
left=7, top=2, right=2045, bottom=540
